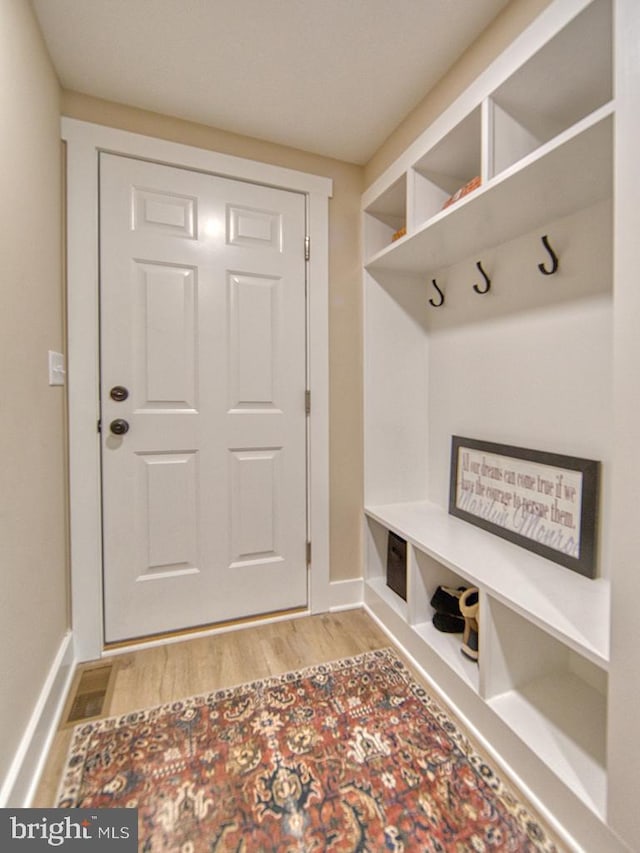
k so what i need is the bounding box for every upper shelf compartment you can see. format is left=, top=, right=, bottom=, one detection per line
left=489, top=0, right=612, bottom=177
left=412, top=107, right=482, bottom=228
left=363, top=174, right=406, bottom=259
left=364, top=0, right=613, bottom=277
left=366, top=106, right=612, bottom=277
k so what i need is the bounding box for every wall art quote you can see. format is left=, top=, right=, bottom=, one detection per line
left=449, top=436, right=599, bottom=578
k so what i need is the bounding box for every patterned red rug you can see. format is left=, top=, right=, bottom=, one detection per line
left=58, top=648, right=560, bottom=852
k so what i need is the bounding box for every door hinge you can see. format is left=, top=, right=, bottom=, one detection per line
left=305, top=389, right=311, bottom=415
left=304, top=235, right=310, bottom=261
left=97, top=418, right=102, bottom=434
left=306, top=541, right=312, bottom=566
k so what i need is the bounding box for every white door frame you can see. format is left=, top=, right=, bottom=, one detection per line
left=63, top=118, right=333, bottom=661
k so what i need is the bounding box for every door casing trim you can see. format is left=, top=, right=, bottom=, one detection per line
left=63, top=117, right=333, bottom=661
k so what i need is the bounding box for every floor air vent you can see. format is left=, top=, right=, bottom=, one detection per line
left=65, top=663, right=115, bottom=725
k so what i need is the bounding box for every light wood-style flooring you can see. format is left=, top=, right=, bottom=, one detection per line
left=33, top=609, right=390, bottom=806
left=32, top=608, right=567, bottom=850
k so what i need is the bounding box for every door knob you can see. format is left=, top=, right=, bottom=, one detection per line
left=109, top=418, right=130, bottom=436
left=110, top=385, right=129, bottom=402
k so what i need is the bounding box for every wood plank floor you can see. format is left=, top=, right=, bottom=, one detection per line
left=33, top=609, right=390, bottom=806
left=32, top=607, right=566, bottom=851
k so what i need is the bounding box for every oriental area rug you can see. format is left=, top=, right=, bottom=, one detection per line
left=57, top=648, right=561, bottom=852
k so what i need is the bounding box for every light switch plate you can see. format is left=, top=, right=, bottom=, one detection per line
left=48, top=350, right=66, bottom=386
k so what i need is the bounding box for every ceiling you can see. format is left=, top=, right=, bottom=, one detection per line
left=32, top=0, right=511, bottom=165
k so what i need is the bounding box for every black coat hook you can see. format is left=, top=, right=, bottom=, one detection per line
left=538, top=234, right=559, bottom=276
left=473, top=260, right=491, bottom=294
left=428, top=278, right=445, bottom=308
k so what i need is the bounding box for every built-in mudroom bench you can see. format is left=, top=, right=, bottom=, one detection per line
left=361, top=0, right=639, bottom=849
left=364, top=500, right=609, bottom=814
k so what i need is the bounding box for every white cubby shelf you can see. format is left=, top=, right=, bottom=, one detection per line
left=488, top=673, right=607, bottom=816
left=365, top=106, right=612, bottom=276
left=484, top=593, right=608, bottom=817
left=365, top=501, right=609, bottom=669
left=411, top=616, right=481, bottom=694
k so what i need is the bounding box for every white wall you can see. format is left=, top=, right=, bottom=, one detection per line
left=426, top=200, right=613, bottom=575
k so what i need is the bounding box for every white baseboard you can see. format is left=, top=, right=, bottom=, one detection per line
left=328, top=578, right=364, bottom=611
left=0, top=631, right=76, bottom=807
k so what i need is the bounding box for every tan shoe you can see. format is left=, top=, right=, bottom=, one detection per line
left=459, top=588, right=479, bottom=662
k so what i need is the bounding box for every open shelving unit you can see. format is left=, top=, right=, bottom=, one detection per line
left=364, top=500, right=610, bottom=816
left=363, top=0, right=613, bottom=271
left=366, top=107, right=612, bottom=276
left=365, top=501, right=610, bottom=667
left=361, top=0, right=626, bottom=847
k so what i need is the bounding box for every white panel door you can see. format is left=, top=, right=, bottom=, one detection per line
left=100, top=153, right=308, bottom=642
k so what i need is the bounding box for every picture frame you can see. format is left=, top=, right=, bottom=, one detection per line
left=449, top=436, right=600, bottom=578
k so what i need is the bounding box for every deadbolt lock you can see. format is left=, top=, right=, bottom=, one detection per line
left=110, top=385, right=129, bottom=402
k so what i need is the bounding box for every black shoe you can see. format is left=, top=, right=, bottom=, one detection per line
left=430, top=585, right=467, bottom=617
left=432, top=612, right=465, bottom=633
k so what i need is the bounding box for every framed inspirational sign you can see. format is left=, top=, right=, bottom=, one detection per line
left=449, top=436, right=599, bottom=578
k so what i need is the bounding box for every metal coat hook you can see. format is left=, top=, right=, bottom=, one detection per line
left=428, top=278, right=445, bottom=308
left=538, top=234, right=559, bottom=276
left=473, top=260, right=491, bottom=294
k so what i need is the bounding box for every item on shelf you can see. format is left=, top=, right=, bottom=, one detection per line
left=442, top=175, right=481, bottom=210
left=386, top=531, right=407, bottom=600
left=430, top=584, right=467, bottom=633
left=459, top=588, right=479, bottom=661
left=432, top=612, right=465, bottom=633
left=430, top=584, right=467, bottom=614
left=391, top=226, right=406, bottom=242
